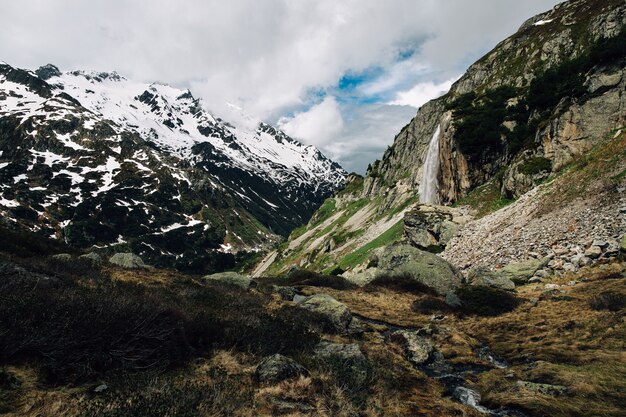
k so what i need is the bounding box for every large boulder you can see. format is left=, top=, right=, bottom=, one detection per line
left=296, top=294, right=353, bottom=334
left=341, top=267, right=380, bottom=287
left=403, top=205, right=463, bottom=253
left=203, top=272, right=255, bottom=290
left=255, top=354, right=308, bottom=384
left=468, top=267, right=516, bottom=291
left=376, top=244, right=462, bottom=295
left=314, top=342, right=370, bottom=388
left=79, top=252, right=103, bottom=266
left=109, top=253, right=148, bottom=269
left=493, top=257, right=550, bottom=285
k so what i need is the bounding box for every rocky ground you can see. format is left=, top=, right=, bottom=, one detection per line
left=1, top=224, right=624, bottom=417
left=441, top=130, right=626, bottom=278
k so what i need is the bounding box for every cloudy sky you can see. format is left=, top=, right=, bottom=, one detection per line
left=0, top=0, right=560, bottom=173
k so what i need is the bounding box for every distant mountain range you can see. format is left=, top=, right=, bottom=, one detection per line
left=0, top=62, right=346, bottom=272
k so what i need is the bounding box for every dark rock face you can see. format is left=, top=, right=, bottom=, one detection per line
left=254, top=354, right=308, bottom=384
left=35, top=64, right=61, bottom=80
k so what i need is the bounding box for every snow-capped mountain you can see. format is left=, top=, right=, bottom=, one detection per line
left=0, top=62, right=346, bottom=272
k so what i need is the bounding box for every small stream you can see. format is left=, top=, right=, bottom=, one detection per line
left=352, top=314, right=527, bottom=417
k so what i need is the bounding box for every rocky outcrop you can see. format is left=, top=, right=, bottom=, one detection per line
left=255, top=354, right=308, bottom=384
left=204, top=272, right=255, bottom=290
left=403, top=204, right=471, bottom=252
left=296, top=294, right=354, bottom=334
left=109, top=253, right=148, bottom=269
left=468, top=267, right=516, bottom=291
left=314, top=342, right=370, bottom=388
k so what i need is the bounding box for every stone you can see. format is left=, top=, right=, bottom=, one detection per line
left=93, top=383, right=108, bottom=393
left=544, top=283, right=560, bottom=290
left=204, top=272, right=255, bottom=290
left=534, top=269, right=550, bottom=278
left=314, top=342, right=370, bottom=388
left=584, top=246, right=602, bottom=259
left=591, top=240, right=608, bottom=249
left=529, top=277, right=542, bottom=284
left=493, top=257, right=551, bottom=285
left=403, top=205, right=462, bottom=253
left=621, top=235, right=626, bottom=253
left=341, top=267, right=380, bottom=287
left=445, top=292, right=463, bottom=308
left=468, top=267, right=516, bottom=291
left=273, top=285, right=297, bottom=301
left=52, top=253, right=73, bottom=261
left=254, top=354, right=308, bottom=384
left=563, top=262, right=577, bottom=273
left=79, top=252, right=103, bottom=266
left=389, top=331, right=434, bottom=365
left=109, top=253, right=148, bottom=269
left=516, top=381, right=569, bottom=396
left=376, top=244, right=462, bottom=295
left=296, top=294, right=353, bottom=334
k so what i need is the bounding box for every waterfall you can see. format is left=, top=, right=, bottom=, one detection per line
left=419, top=124, right=441, bottom=204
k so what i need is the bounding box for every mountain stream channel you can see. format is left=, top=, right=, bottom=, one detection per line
left=293, top=294, right=527, bottom=416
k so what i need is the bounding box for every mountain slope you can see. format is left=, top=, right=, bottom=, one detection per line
left=0, top=62, right=346, bottom=272
left=260, top=0, right=625, bottom=276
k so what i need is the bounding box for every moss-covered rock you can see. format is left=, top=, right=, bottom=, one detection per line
left=376, top=244, right=461, bottom=295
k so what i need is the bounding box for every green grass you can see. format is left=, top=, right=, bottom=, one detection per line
left=454, top=180, right=515, bottom=218
left=335, top=220, right=404, bottom=270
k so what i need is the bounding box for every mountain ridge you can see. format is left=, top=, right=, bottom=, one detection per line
left=0, top=61, right=346, bottom=272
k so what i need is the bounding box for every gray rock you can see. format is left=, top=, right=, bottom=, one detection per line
left=389, top=330, right=434, bottom=365
left=468, top=267, right=516, bottom=291
left=109, top=253, right=148, bottom=269
left=204, top=272, right=255, bottom=290
left=534, top=269, right=550, bottom=278
left=255, top=354, right=308, bottom=384
left=529, top=277, right=542, bottom=284
left=296, top=294, right=352, bottom=334
left=563, top=262, right=577, bottom=273
left=445, top=292, right=462, bottom=308
left=79, top=252, right=103, bottom=266
left=376, top=244, right=462, bottom=295
left=591, top=240, right=608, bottom=249
left=584, top=245, right=602, bottom=259
left=52, top=253, right=73, bottom=261
left=93, top=383, right=108, bottom=393
left=403, top=206, right=460, bottom=252
left=341, top=267, right=379, bottom=287
left=314, top=342, right=370, bottom=388
left=516, top=381, right=568, bottom=396
left=493, top=257, right=551, bottom=285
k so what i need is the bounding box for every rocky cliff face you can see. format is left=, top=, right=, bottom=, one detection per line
left=365, top=0, right=625, bottom=205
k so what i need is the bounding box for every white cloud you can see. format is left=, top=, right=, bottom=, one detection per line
left=279, top=97, right=344, bottom=147
left=0, top=0, right=563, bottom=170
left=390, top=76, right=459, bottom=108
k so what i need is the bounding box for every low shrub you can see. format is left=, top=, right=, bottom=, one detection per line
left=455, top=286, right=520, bottom=316
left=411, top=297, right=451, bottom=314
left=269, top=269, right=357, bottom=290
left=366, top=273, right=437, bottom=295
left=589, top=291, right=626, bottom=311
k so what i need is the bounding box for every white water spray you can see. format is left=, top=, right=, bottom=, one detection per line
left=419, top=124, right=441, bottom=204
